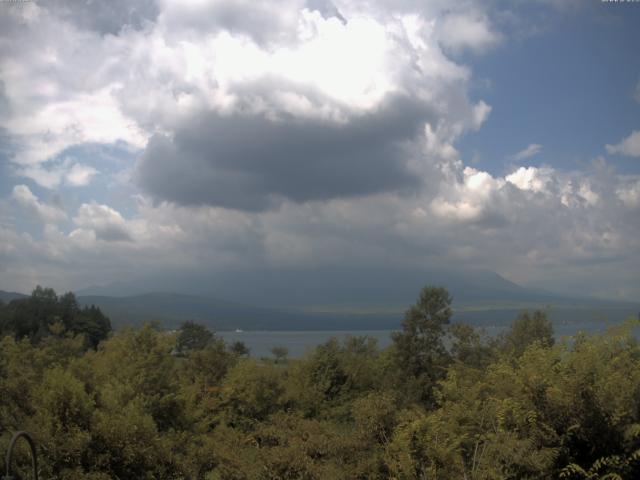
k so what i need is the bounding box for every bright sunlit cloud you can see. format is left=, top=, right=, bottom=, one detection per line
left=0, top=0, right=639, bottom=301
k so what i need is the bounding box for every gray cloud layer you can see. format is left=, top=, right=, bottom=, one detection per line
left=0, top=0, right=638, bottom=302
left=138, top=96, right=432, bottom=210
left=43, top=0, right=159, bottom=34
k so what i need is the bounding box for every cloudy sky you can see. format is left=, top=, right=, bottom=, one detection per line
left=0, top=0, right=639, bottom=301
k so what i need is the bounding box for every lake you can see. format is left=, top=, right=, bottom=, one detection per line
left=217, top=319, right=620, bottom=358
left=218, top=330, right=394, bottom=358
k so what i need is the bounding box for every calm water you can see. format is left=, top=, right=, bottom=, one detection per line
left=218, top=330, right=394, bottom=358
left=218, top=319, right=617, bottom=358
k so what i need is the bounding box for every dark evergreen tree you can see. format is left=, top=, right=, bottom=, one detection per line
left=0, top=287, right=110, bottom=347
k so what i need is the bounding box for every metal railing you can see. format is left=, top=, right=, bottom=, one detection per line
left=3, top=431, right=38, bottom=480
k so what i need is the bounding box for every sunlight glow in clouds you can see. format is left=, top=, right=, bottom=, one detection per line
left=0, top=0, right=638, bottom=300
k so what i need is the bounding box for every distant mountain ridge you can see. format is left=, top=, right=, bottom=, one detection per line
left=0, top=290, right=27, bottom=303
left=76, top=267, right=537, bottom=304
left=75, top=266, right=631, bottom=310
left=3, top=267, right=638, bottom=332
left=75, top=292, right=302, bottom=330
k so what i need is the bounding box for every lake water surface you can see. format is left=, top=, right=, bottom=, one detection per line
left=218, top=319, right=618, bottom=358
left=218, top=330, right=394, bottom=358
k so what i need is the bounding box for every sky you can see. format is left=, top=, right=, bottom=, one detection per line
left=0, top=0, right=639, bottom=301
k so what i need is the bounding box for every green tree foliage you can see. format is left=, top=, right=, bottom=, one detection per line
left=176, top=320, right=215, bottom=354
left=218, top=360, right=286, bottom=429
left=0, top=286, right=111, bottom=347
left=449, top=322, right=495, bottom=368
left=391, top=285, right=453, bottom=405
left=498, top=309, right=555, bottom=357
left=1, top=285, right=639, bottom=479
left=289, top=336, right=385, bottom=419
left=271, top=346, right=289, bottom=364
left=228, top=340, right=250, bottom=357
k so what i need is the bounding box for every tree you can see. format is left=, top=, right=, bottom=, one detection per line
left=176, top=321, right=214, bottom=354
left=499, top=310, right=554, bottom=358
left=271, top=346, right=289, bottom=364
left=58, top=291, right=79, bottom=328
left=1, top=288, right=111, bottom=347
left=0, top=299, right=7, bottom=335
left=391, top=286, right=452, bottom=406
left=449, top=323, right=494, bottom=368
left=219, top=360, right=285, bottom=428
left=70, top=304, right=112, bottom=348
left=229, top=341, right=250, bottom=357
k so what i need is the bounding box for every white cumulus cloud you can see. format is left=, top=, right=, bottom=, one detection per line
left=11, top=185, right=67, bottom=224
left=436, top=13, right=501, bottom=54
left=0, top=0, right=638, bottom=301
left=606, top=130, right=640, bottom=157
left=73, top=203, right=133, bottom=242
left=506, top=166, right=552, bottom=193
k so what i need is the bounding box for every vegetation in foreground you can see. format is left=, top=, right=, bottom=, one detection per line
left=1, top=286, right=639, bottom=479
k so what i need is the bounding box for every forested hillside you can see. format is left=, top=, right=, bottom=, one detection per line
left=0, top=286, right=111, bottom=348
left=1, top=287, right=639, bottom=479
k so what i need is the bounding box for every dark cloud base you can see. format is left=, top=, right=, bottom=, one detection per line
left=137, top=96, right=433, bottom=211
